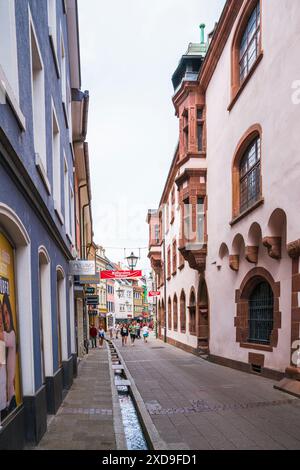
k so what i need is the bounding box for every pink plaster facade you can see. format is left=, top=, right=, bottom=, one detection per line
left=148, top=0, right=300, bottom=382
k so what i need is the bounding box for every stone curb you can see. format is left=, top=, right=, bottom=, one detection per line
left=106, top=342, right=127, bottom=450
left=112, top=340, right=169, bottom=451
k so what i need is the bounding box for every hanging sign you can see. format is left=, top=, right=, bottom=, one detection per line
left=85, top=287, right=96, bottom=295
left=69, top=260, right=95, bottom=276
left=86, top=295, right=99, bottom=305
left=79, top=273, right=100, bottom=285
left=100, top=270, right=142, bottom=280
left=148, top=291, right=160, bottom=297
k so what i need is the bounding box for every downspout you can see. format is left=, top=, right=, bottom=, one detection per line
left=78, top=182, right=88, bottom=258
left=82, top=202, right=90, bottom=259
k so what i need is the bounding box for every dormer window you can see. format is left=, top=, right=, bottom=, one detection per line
left=239, top=2, right=260, bottom=83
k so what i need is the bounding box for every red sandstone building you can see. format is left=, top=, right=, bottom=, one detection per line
left=148, top=0, right=300, bottom=397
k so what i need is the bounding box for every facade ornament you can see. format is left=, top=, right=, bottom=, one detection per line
left=262, top=237, right=281, bottom=260
left=229, top=254, right=239, bottom=271
left=245, top=246, right=259, bottom=264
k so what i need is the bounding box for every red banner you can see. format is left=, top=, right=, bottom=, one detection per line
left=148, top=291, right=160, bottom=297
left=100, top=270, right=142, bottom=279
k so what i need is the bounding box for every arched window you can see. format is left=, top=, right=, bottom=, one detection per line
left=189, top=290, right=196, bottom=335
left=168, top=297, right=172, bottom=330
left=239, top=2, right=261, bottom=83
left=230, top=1, right=262, bottom=104
left=239, top=137, right=261, bottom=213
left=248, top=281, right=273, bottom=344
left=173, top=295, right=178, bottom=331
left=232, top=125, right=262, bottom=220
left=180, top=290, right=186, bottom=333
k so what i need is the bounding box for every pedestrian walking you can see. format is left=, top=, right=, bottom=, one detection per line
left=129, top=321, right=137, bottom=346
left=142, top=324, right=149, bottom=343
left=108, top=324, right=114, bottom=339
left=120, top=323, right=128, bottom=347
left=98, top=327, right=105, bottom=348
left=89, top=324, right=98, bottom=348
left=115, top=323, right=120, bottom=340
left=136, top=322, right=141, bottom=339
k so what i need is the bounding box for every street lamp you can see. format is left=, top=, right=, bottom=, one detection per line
left=126, top=251, right=138, bottom=271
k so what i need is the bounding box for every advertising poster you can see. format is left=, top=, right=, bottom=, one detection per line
left=0, top=232, right=22, bottom=424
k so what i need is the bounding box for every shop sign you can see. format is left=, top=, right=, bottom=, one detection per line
left=148, top=291, right=160, bottom=297
left=86, top=295, right=99, bottom=305
left=79, top=273, right=100, bottom=285
left=69, top=260, right=95, bottom=276
left=85, top=287, right=95, bottom=295
left=0, top=233, right=22, bottom=421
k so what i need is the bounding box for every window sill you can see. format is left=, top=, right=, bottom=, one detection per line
left=240, top=342, right=273, bottom=352
left=54, top=201, right=64, bottom=225
left=62, top=100, right=69, bottom=129
left=49, top=30, right=60, bottom=78
left=228, top=51, right=264, bottom=112
left=66, top=232, right=73, bottom=244
left=35, top=153, right=51, bottom=195
left=189, top=331, right=197, bottom=337
left=230, top=197, right=264, bottom=226
left=0, top=65, right=26, bottom=131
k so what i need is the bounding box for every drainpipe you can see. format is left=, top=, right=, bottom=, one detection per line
left=162, top=207, right=167, bottom=343
left=78, top=182, right=87, bottom=258
left=82, top=202, right=90, bottom=259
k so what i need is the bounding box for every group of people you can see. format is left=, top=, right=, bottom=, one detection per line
left=89, top=324, right=106, bottom=349
left=117, top=321, right=150, bottom=347
left=0, top=294, right=17, bottom=423
left=90, top=321, right=152, bottom=348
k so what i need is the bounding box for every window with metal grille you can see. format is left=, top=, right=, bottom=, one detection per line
left=240, top=137, right=260, bottom=213
left=239, top=2, right=260, bottom=83
left=180, top=291, right=186, bottom=333
left=168, top=298, right=172, bottom=330
left=173, top=295, right=178, bottom=331
left=172, top=239, right=177, bottom=274
left=248, top=281, right=273, bottom=344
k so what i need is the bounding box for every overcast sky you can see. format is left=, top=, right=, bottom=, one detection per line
left=78, top=0, right=225, bottom=272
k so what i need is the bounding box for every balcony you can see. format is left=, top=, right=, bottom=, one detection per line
left=179, top=242, right=207, bottom=273
left=148, top=246, right=162, bottom=274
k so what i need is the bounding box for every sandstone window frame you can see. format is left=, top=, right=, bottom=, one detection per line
left=231, top=124, right=263, bottom=224
left=173, top=294, right=178, bottom=331
left=229, top=0, right=263, bottom=111
left=180, top=289, right=186, bottom=333
left=235, top=267, right=281, bottom=352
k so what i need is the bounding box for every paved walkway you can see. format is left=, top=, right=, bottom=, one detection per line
left=114, top=333, right=300, bottom=450
left=36, top=347, right=117, bottom=450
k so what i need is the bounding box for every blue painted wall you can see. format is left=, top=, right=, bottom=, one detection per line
left=0, top=0, right=76, bottom=392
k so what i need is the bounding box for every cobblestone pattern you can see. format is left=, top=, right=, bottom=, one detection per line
left=117, top=333, right=300, bottom=450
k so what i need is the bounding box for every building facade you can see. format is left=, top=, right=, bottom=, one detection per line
left=0, top=0, right=93, bottom=448
left=148, top=0, right=300, bottom=393
left=114, top=280, right=133, bottom=324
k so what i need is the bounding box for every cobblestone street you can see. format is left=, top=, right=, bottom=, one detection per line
left=114, top=334, right=300, bottom=450
left=33, top=335, right=300, bottom=451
